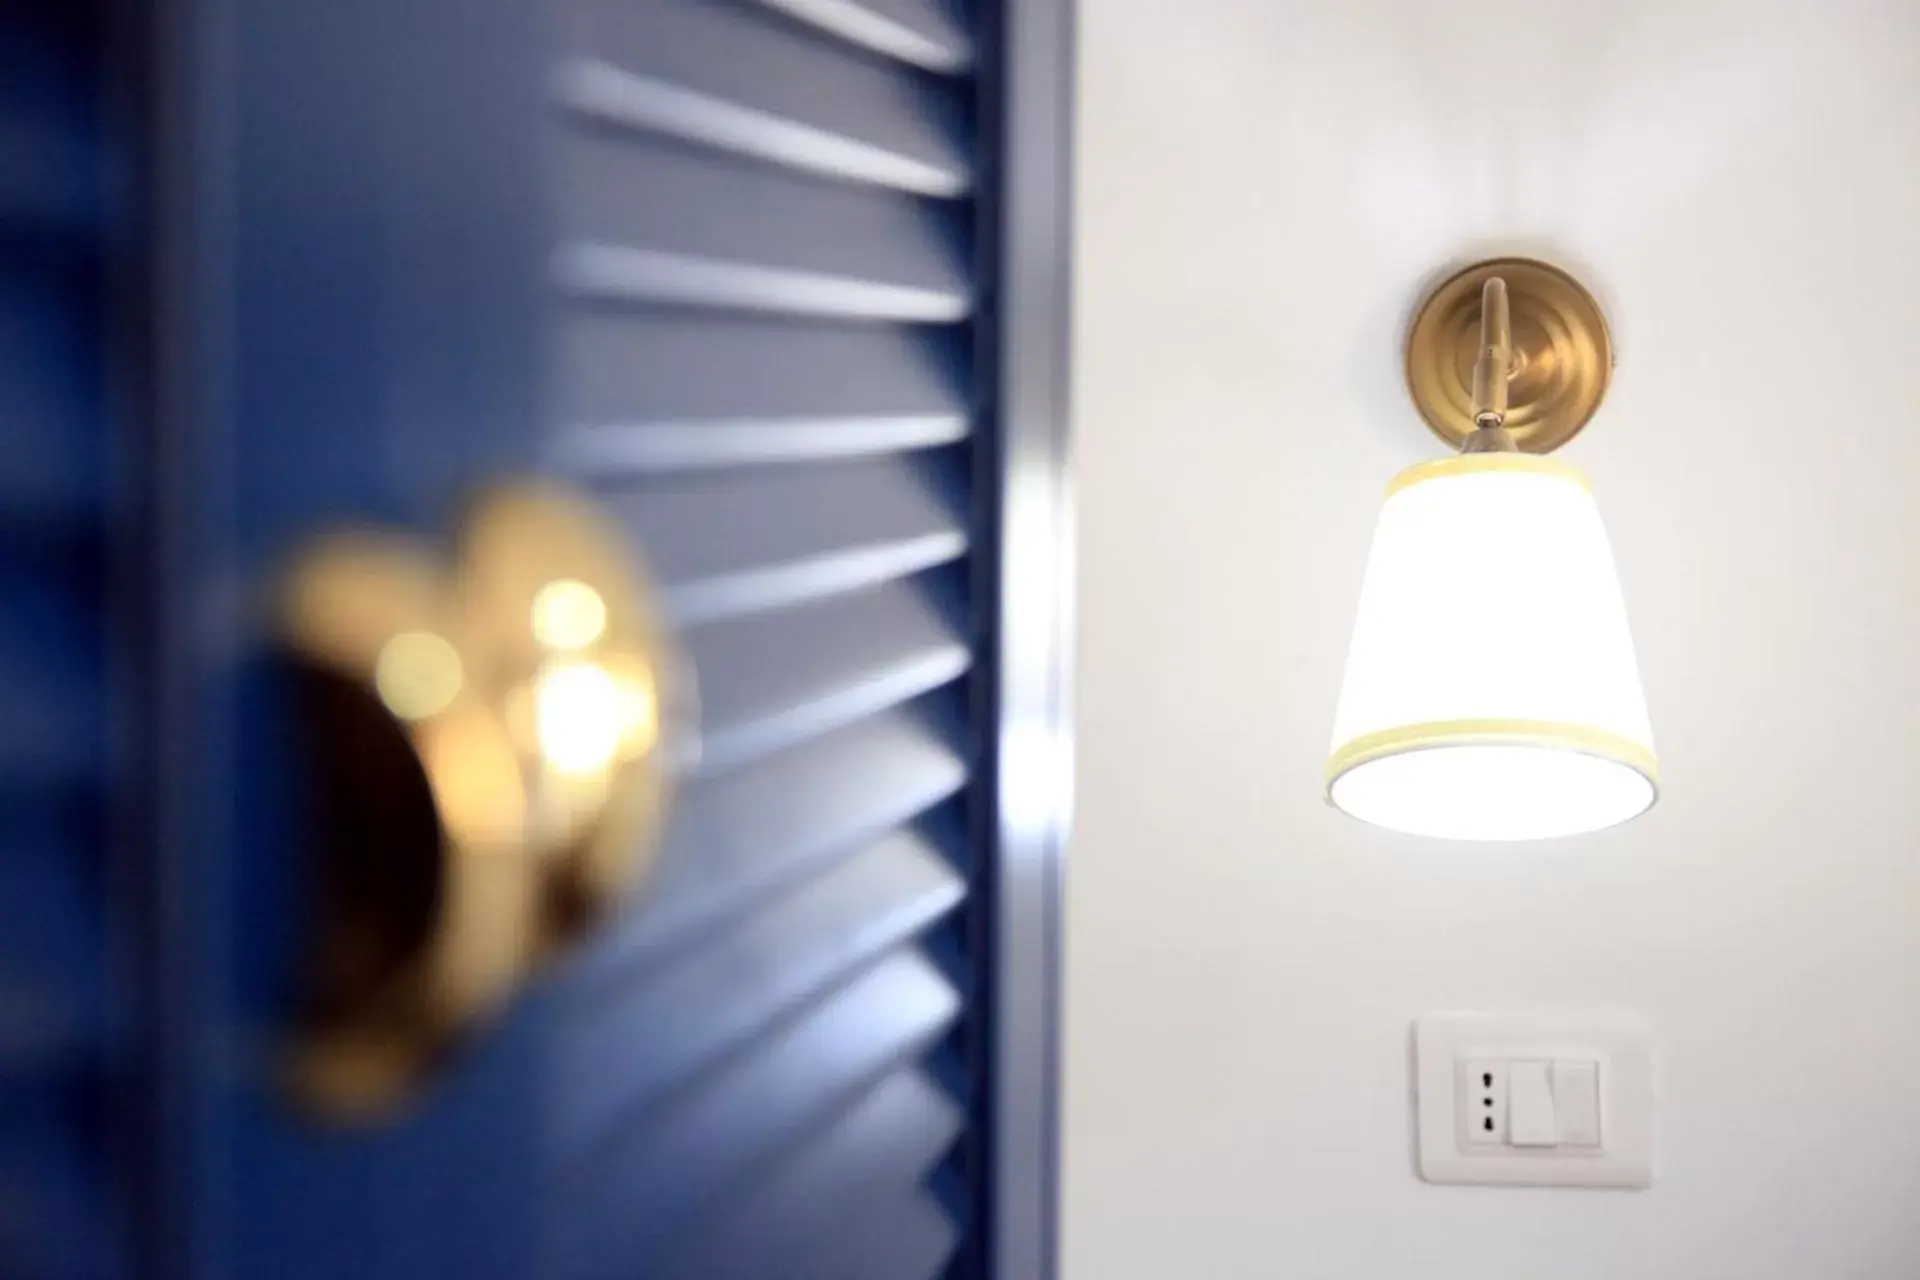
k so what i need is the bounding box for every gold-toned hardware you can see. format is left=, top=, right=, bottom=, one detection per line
left=1406, top=258, right=1613, bottom=455
left=1458, top=422, right=1519, bottom=454
left=1468, top=276, right=1512, bottom=429
left=276, top=483, right=688, bottom=1119
left=1461, top=277, right=1519, bottom=454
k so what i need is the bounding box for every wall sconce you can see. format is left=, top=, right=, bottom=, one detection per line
left=1326, top=259, right=1656, bottom=841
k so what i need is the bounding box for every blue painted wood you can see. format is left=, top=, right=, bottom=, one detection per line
left=548, top=951, right=963, bottom=1278
left=0, top=1079, right=124, bottom=1279
left=661, top=1066, right=965, bottom=1279
left=0, top=250, right=105, bottom=527
left=541, top=5, right=989, bottom=1273
left=0, top=4, right=126, bottom=1277
left=577, top=705, right=969, bottom=974
left=0, top=798, right=106, bottom=1075
left=175, top=0, right=552, bottom=1277
left=553, top=830, right=964, bottom=1153
left=562, top=130, right=970, bottom=303
left=562, top=0, right=971, bottom=195
left=809, top=1186, right=961, bottom=1280
left=0, top=559, right=102, bottom=785
left=689, top=580, right=973, bottom=774
left=556, top=312, right=970, bottom=469
left=608, top=454, right=969, bottom=626
left=753, top=0, right=975, bottom=74
left=46, top=0, right=1032, bottom=1276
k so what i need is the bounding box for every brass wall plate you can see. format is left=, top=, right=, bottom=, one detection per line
left=1405, top=258, right=1613, bottom=454
left=276, top=483, right=688, bottom=1120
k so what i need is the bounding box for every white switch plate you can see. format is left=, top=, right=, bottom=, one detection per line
left=1415, top=1011, right=1657, bottom=1189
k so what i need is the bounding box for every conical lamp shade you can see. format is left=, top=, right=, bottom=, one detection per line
left=1327, top=454, right=1657, bottom=840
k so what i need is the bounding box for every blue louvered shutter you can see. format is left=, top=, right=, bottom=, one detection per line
left=3, top=0, right=1032, bottom=1276
left=542, top=3, right=988, bottom=1276
left=0, top=4, right=132, bottom=1276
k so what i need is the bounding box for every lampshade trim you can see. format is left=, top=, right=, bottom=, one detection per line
left=1386, top=453, right=1592, bottom=499
left=1325, top=717, right=1659, bottom=796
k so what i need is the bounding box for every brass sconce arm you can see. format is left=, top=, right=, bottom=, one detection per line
left=1462, top=277, right=1518, bottom=455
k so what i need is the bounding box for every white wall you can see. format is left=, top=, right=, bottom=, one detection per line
left=1066, top=2, right=1920, bottom=1277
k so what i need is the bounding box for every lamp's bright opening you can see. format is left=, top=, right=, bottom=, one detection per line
left=1328, top=743, right=1655, bottom=842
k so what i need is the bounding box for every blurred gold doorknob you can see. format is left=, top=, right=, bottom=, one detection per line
left=274, top=483, right=690, bottom=1120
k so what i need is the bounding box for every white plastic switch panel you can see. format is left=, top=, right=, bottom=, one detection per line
left=1508, top=1061, right=1558, bottom=1146
left=1415, top=1011, right=1656, bottom=1189
left=1553, top=1059, right=1602, bottom=1148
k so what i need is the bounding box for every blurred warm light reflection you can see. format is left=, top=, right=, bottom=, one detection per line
left=417, top=705, right=525, bottom=851
left=531, top=578, right=607, bottom=651
left=270, top=486, right=681, bottom=1115
left=526, top=578, right=659, bottom=776
left=614, top=664, right=659, bottom=759
left=535, top=660, right=625, bottom=775
left=374, top=630, right=464, bottom=721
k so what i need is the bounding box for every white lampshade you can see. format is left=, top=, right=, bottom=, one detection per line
left=1327, top=454, right=1657, bottom=841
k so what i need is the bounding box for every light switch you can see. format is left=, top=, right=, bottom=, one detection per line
left=1508, top=1061, right=1558, bottom=1146
left=1415, top=1012, right=1656, bottom=1188
left=1553, top=1060, right=1601, bottom=1147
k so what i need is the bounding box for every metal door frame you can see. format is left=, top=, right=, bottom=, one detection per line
left=981, top=2, right=1076, bottom=1278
